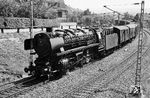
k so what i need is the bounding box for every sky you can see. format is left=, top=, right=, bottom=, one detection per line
left=64, top=0, right=150, bottom=15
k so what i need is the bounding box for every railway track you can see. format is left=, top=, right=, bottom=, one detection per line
left=61, top=29, right=150, bottom=98
left=0, top=76, right=37, bottom=98
left=0, top=70, right=22, bottom=78
left=0, top=72, right=60, bottom=98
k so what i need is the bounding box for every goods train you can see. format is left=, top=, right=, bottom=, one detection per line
left=24, top=23, right=138, bottom=78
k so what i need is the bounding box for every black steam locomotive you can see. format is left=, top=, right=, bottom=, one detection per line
left=24, top=23, right=138, bottom=78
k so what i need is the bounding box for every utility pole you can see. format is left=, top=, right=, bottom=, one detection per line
left=118, top=14, right=120, bottom=25
left=129, top=1, right=144, bottom=98
left=113, top=12, right=115, bottom=25
left=29, top=0, right=34, bottom=67
left=104, top=13, right=106, bottom=25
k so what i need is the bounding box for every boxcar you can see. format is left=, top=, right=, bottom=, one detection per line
left=135, top=24, right=139, bottom=37
left=113, top=26, right=129, bottom=45
left=126, top=24, right=137, bottom=40
left=102, top=27, right=118, bottom=50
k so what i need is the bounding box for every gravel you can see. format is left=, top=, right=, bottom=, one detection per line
left=95, top=56, right=150, bottom=98
left=94, top=32, right=150, bottom=98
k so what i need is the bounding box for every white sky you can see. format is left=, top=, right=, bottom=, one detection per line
left=64, top=0, right=150, bottom=15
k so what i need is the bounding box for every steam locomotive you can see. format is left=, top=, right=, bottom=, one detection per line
left=24, top=23, right=138, bottom=78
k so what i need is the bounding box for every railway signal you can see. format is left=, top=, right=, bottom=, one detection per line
left=104, top=2, right=145, bottom=97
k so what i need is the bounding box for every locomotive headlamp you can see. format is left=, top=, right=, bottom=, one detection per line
left=44, top=68, right=48, bottom=71
left=45, top=62, right=50, bottom=66
left=24, top=67, right=29, bottom=73
left=60, top=58, right=69, bottom=65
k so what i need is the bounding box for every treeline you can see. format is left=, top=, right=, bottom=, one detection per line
left=0, top=0, right=114, bottom=27
left=0, top=0, right=141, bottom=27
left=0, top=0, right=65, bottom=29
left=67, top=9, right=114, bottom=26
left=0, top=0, right=60, bottom=19
left=67, top=9, right=140, bottom=26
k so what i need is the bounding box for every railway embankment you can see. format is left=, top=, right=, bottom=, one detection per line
left=0, top=29, right=44, bottom=84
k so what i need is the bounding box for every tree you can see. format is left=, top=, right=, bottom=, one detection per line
left=16, top=2, right=30, bottom=18
left=0, top=0, right=61, bottom=18
left=134, top=13, right=140, bottom=22
left=44, top=9, right=57, bottom=19
left=0, top=0, right=19, bottom=17
left=66, top=11, right=83, bottom=22
left=92, top=16, right=100, bottom=25
left=83, top=9, right=91, bottom=15
left=67, top=14, right=78, bottom=22
left=16, top=0, right=47, bottom=18
left=123, top=12, right=133, bottom=20
left=84, top=17, right=92, bottom=26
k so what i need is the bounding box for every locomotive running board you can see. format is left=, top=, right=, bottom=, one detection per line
left=57, top=43, right=100, bottom=56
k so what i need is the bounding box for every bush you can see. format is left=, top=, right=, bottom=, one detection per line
left=0, top=17, right=61, bottom=28
left=43, top=19, right=59, bottom=27
left=1, top=17, right=30, bottom=28
left=34, top=18, right=44, bottom=27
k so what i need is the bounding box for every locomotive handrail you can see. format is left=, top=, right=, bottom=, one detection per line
left=57, top=43, right=100, bottom=56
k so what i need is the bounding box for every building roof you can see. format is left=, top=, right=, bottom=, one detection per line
left=126, top=24, right=137, bottom=28
left=103, top=26, right=113, bottom=30
left=57, top=8, right=68, bottom=12
left=114, top=26, right=129, bottom=30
